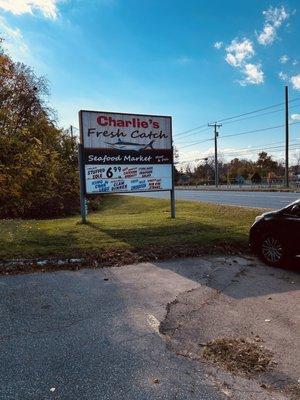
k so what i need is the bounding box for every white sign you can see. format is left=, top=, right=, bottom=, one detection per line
left=81, top=111, right=172, bottom=150
left=79, top=110, right=173, bottom=194
left=85, top=164, right=172, bottom=194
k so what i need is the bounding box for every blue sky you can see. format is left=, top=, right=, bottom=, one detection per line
left=0, top=0, right=300, bottom=164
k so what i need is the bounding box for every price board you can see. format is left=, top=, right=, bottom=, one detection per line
left=79, top=110, right=173, bottom=195
left=78, top=110, right=175, bottom=221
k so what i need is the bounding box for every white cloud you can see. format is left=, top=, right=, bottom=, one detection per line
left=263, top=5, right=289, bottom=27
left=292, top=60, right=298, bottom=66
left=257, top=24, right=276, bottom=46
left=0, top=0, right=58, bottom=19
left=224, top=38, right=264, bottom=86
left=257, top=6, right=289, bottom=46
left=214, top=41, right=223, bottom=49
left=278, top=71, right=288, bottom=81
left=279, top=55, right=289, bottom=64
left=291, top=114, right=300, bottom=121
left=0, top=16, right=29, bottom=60
left=239, top=63, right=264, bottom=86
left=225, top=38, right=254, bottom=67
left=291, top=74, right=300, bottom=90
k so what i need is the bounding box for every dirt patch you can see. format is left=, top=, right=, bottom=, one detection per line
left=289, top=385, right=300, bottom=400
left=0, top=242, right=247, bottom=275
left=203, top=337, right=273, bottom=377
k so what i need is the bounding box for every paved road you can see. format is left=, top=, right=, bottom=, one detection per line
left=126, top=190, right=300, bottom=209
left=0, top=262, right=226, bottom=400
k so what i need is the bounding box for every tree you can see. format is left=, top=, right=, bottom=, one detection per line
left=226, top=157, right=254, bottom=180
left=251, top=172, right=262, bottom=184
left=256, top=152, right=279, bottom=176
left=193, top=157, right=214, bottom=184
left=0, top=41, right=80, bottom=218
left=292, top=151, right=300, bottom=175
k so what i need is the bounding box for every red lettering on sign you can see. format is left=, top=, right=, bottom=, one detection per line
left=96, top=115, right=160, bottom=129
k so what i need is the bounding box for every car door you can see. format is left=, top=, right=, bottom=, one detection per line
left=281, top=204, right=300, bottom=256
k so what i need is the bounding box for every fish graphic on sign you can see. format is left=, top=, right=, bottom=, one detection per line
left=104, top=138, right=155, bottom=152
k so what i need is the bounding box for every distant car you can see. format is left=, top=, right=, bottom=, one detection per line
left=249, top=199, right=300, bottom=267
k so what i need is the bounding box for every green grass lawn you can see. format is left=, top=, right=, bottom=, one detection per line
left=0, top=195, right=263, bottom=260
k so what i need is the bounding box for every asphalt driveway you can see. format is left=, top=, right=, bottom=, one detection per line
left=0, top=261, right=224, bottom=400
left=0, top=257, right=299, bottom=400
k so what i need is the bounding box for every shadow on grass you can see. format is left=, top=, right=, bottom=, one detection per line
left=90, top=194, right=163, bottom=214
left=5, top=216, right=247, bottom=260
left=86, top=219, right=248, bottom=249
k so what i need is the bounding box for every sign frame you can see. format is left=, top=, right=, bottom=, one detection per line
left=78, top=110, right=175, bottom=222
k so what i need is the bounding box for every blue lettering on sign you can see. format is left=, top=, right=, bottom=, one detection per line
left=95, top=186, right=110, bottom=192
left=131, top=181, right=147, bottom=190
left=112, top=185, right=127, bottom=191
left=92, top=179, right=109, bottom=186
left=92, top=179, right=110, bottom=191
left=94, top=183, right=108, bottom=188
left=113, top=180, right=125, bottom=187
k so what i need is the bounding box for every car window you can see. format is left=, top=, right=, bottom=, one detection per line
left=285, top=205, right=300, bottom=217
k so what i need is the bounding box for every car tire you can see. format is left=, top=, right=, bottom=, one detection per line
left=259, top=234, right=286, bottom=267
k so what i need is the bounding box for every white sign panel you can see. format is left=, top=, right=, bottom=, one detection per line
left=85, top=164, right=172, bottom=194
left=81, top=111, right=171, bottom=150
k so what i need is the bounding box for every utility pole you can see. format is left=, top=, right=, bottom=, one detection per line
left=208, top=122, right=222, bottom=187
left=285, top=86, right=289, bottom=188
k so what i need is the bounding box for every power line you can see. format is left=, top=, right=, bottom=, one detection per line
left=174, top=125, right=209, bottom=138
left=217, top=102, right=283, bottom=123
left=175, top=103, right=300, bottom=143
left=174, top=97, right=300, bottom=138
left=174, top=127, right=211, bottom=142
left=221, top=121, right=300, bottom=140
left=179, top=138, right=299, bottom=161
left=178, top=142, right=300, bottom=165
left=216, top=97, right=300, bottom=125
left=180, top=137, right=214, bottom=149
left=220, top=124, right=284, bottom=140
left=222, top=103, right=300, bottom=126
left=220, top=143, right=299, bottom=158
left=175, top=103, right=300, bottom=144
left=179, top=121, right=300, bottom=149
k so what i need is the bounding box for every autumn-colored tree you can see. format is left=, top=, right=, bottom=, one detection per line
left=256, top=152, right=279, bottom=176
left=226, top=158, right=255, bottom=179
left=0, top=42, right=79, bottom=218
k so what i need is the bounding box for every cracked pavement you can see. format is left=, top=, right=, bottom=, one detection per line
left=160, top=257, right=300, bottom=400
left=0, top=257, right=299, bottom=399
left=0, top=260, right=225, bottom=400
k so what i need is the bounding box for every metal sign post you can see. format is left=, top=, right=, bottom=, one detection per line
left=170, top=147, right=176, bottom=218
left=78, top=143, right=87, bottom=223
left=170, top=177, right=176, bottom=218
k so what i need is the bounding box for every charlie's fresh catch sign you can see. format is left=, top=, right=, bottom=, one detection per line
left=79, top=110, right=173, bottom=194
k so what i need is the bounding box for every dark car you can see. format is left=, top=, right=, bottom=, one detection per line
left=249, top=199, right=300, bottom=267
